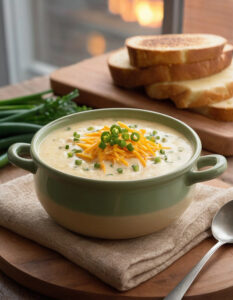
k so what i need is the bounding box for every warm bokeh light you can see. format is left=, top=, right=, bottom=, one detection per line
left=108, top=0, right=164, bottom=28
left=87, top=33, right=106, bottom=56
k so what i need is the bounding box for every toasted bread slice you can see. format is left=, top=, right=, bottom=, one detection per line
left=145, top=60, right=233, bottom=108
left=108, top=45, right=233, bottom=88
left=193, top=97, right=233, bottom=121
left=126, top=34, right=226, bottom=67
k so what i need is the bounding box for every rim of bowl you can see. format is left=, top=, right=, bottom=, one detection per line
left=31, top=108, right=202, bottom=186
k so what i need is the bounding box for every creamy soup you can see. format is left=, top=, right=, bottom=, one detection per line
left=39, top=118, right=193, bottom=180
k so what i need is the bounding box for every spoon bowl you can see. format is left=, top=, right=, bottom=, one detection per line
left=212, top=200, right=233, bottom=243
left=165, top=199, right=233, bottom=300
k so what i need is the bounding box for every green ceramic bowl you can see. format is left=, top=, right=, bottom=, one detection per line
left=8, top=109, right=227, bottom=239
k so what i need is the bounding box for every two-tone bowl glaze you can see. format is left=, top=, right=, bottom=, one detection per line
left=8, top=109, right=227, bottom=239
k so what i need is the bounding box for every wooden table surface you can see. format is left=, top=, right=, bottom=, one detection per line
left=1, top=76, right=233, bottom=299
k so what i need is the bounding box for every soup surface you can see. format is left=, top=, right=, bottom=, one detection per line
left=39, top=118, right=193, bottom=180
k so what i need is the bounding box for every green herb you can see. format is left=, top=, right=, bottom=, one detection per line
left=122, top=132, right=130, bottom=140
left=73, top=137, right=79, bottom=142
left=162, top=137, right=167, bottom=142
left=131, top=132, right=140, bottom=142
left=127, top=143, right=134, bottom=151
left=87, top=126, right=94, bottom=131
left=152, top=130, right=157, bottom=135
left=65, top=145, right=69, bottom=150
left=164, top=155, right=168, bottom=161
left=118, top=139, right=127, bottom=148
left=75, top=159, right=82, bottom=165
left=146, top=136, right=155, bottom=142
left=73, top=132, right=80, bottom=138
left=154, top=157, right=161, bottom=164
left=160, top=149, right=165, bottom=154
left=94, top=162, right=101, bottom=169
left=156, top=136, right=160, bottom=140
left=101, top=131, right=111, bottom=143
left=132, top=164, right=139, bottom=172
left=67, top=152, right=73, bottom=158
left=110, top=124, right=121, bottom=136
left=117, top=168, right=123, bottom=174
left=72, top=149, right=82, bottom=153
left=99, top=141, right=106, bottom=149
left=110, top=164, right=113, bottom=167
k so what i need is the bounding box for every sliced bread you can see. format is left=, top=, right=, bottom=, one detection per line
left=108, top=45, right=233, bottom=88
left=126, top=34, right=226, bottom=67
left=145, top=60, right=233, bottom=108
left=193, top=97, right=233, bottom=121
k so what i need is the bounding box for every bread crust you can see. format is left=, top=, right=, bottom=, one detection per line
left=145, top=80, right=233, bottom=108
left=126, top=35, right=226, bottom=67
left=108, top=46, right=233, bottom=88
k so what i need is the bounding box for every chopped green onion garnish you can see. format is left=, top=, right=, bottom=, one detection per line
left=154, top=157, right=161, bottom=163
left=117, top=168, right=123, bottom=174
left=132, top=164, right=139, bottom=172
left=131, top=132, right=140, bottom=142
left=94, top=162, right=101, bottom=169
left=164, top=155, right=168, bottom=161
left=73, top=137, right=79, bottom=142
left=67, top=152, right=73, bottom=158
left=110, top=164, right=113, bottom=167
left=162, top=137, right=167, bottom=142
left=156, top=136, right=160, bottom=140
left=101, top=131, right=111, bottom=143
left=73, top=132, right=80, bottom=138
left=72, top=149, right=82, bottom=153
left=99, top=141, right=106, bottom=149
left=65, top=145, right=69, bottom=149
left=127, top=143, right=134, bottom=151
left=110, top=124, right=121, bottom=136
left=87, top=126, right=94, bottom=131
left=146, top=136, right=155, bottom=142
left=118, top=139, right=127, bottom=148
left=152, top=130, right=157, bottom=135
left=75, top=159, right=82, bottom=165
left=160, top=149, right=165, bottom=154
left=122, top=132, right=130, bottom=140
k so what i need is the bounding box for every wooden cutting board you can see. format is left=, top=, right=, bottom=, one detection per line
left=0, top=175, right=233, bottom=299
left=50, top=52, right=233, bottom=156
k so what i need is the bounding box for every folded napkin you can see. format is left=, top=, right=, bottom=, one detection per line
left=0, top=174, right=233, bottom=291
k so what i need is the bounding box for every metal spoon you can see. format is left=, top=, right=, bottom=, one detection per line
left=164, top=199, right=233, bottom=300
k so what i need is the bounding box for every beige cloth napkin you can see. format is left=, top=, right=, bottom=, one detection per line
left=0, top=174, right=233, bottom=291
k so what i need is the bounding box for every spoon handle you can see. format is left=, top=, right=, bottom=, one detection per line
left=164, top=240, right=225, bottom=300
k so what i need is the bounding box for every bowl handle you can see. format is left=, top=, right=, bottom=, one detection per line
left=186, top=154, right=227, bottom=186
left=8, top=143, right=37, bottom=174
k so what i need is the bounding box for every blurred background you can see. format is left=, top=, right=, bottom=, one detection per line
left=0, top=0, right=232, bottom=87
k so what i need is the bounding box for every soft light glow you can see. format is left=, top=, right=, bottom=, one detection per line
left=108, top=0, right=164, bottom=28
left=87, top=33, right=106, bottom=56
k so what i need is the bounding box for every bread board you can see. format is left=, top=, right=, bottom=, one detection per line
left=50, top=52, right=233, bottom=156
left=0, top=179, right=232, bottom=300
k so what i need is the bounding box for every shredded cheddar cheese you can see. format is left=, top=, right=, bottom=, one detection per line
left=73, top=122, right=169, bottom=172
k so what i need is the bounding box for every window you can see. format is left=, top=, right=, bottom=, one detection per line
left=2, top=0, right=183, bottom=85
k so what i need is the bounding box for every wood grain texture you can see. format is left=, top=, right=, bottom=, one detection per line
left=50, top=53, right=233, bottom=156
left=0, top=180, right=232, bottom=300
